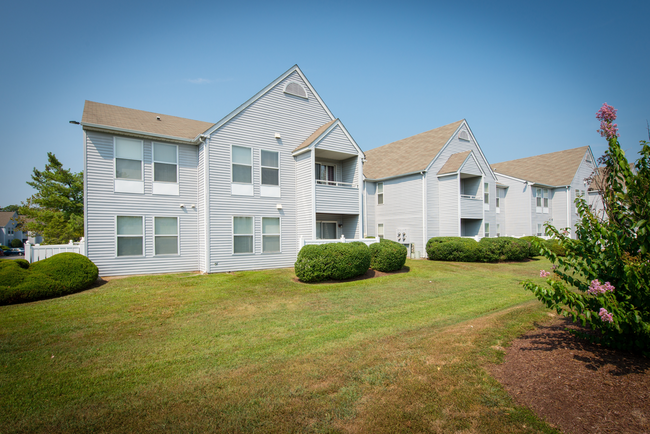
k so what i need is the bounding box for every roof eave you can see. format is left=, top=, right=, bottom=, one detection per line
left=81, top=122, right=200, bottom=144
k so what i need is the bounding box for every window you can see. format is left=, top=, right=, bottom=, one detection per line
left=377, top=223, right=384, bottom=239
left=261, top=150, right=280, bottom=197
left=543, top=189, right=549, bottom=213
left=377, top=182, right=384, bottom=205
left=115, top=138, right=143, bottom=180
left=262, top=217, right=280, bottom=253
left=535, top=188, right=543, bottom=213
left=484, top=222, right=490, bottom=238
left=496, top=224, right=501, bottom=237
left=496, top=196, right=500, bottom=213
left=153, top=143, right=177, bottom=183
left=315, top=162, right=335, bottom=185
left=459, top=131, right=470, bottom=141
left=233, top=217, right=254, bottom=254
left=284, top=82, right=308, bottom=99
left=232, top=146, right=253, bottom=195
left=484, top=183, right=489, bottom=210
left=316, top=221, right=337, bottom=239
left=154, top=217, right=178, bottom=255
left=116, top=216, right=143, bottom=256
left=537, top=223, right=543, bottom=237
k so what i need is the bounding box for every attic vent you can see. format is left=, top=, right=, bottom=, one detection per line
left=459, top=131, right=470, bottom=141
left=284, top=82, right=308, bottom=99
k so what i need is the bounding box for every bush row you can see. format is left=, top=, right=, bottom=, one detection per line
left=0, top=253, right=99, bottom=305
left=426, top=236, right=538, bottom=263
left=295, top=239, right=407, bottom=283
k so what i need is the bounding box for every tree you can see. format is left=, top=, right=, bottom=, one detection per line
left=1, top=205, right=19, bottom=212
left=523, top=104, right=650, bottom=354
left=18, top=153, right=83, bottom=244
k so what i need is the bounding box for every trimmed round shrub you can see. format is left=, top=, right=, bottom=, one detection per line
left=10, top=238, right=23, bottom=248
left=0, top=253, right=98, bottom=305
left=478, top=237, right=531, bottom=262
left=13, top=259, right=29, bottom=269
left=295, top=242, right=371, bottom=283
left=426, top=237, right=480, bottom=262
left=369, top=238, right=407, bottom=272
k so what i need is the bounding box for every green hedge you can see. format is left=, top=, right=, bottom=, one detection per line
left=295, top=242, right=371, bottom=283
left=0, top=253, right=98, bottom=305
left=10, top=238, right=23, bottom=248
left=369, top=238, right=407, bottom=272
left=519, top=236, right=566, bottom=257
left=427, top=237, right=535, bottom=263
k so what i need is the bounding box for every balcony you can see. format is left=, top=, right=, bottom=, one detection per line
left=315, top=181, right=359, bottom=214
left=460, top=194, right=483, bottom=219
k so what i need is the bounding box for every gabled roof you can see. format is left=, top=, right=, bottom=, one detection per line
left=294, top=119, right=338, bottom=153
left=491, top=146, right=591, bottom=187
left=0, top=212, right=17, bottom=227
left=363, top=120, right=464, bottom=180
left=438, top=150, right=472, bottom=176
left=82, top=101, right=214, bottom=142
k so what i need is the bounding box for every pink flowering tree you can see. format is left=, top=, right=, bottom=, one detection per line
left=522, top=103, right=650, bottom=354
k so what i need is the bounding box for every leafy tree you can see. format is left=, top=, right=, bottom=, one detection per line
left=1, top=205, right=19, bottom=212
left=18, top=153, right=83, bottom=244
left=523, top=104, right=650, bottom=354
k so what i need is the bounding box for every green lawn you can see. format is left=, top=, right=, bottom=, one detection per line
left=0, top=258, right=561, bottom=433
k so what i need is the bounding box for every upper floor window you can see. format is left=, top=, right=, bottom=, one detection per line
left=115, top=138, right=143, bottom=180
left=261, top=151, right=279, bottom=186
left=284, top=82, right=308, bottom=99
left=153, top=143, right=177, bottom=183
left=154, top=217, right=178, bottom=255
left=116, top=216, right=143, bottom=257
left=459, top=131, right=470, bottom=141
left=232, top=146, right=253, bottom=196
left=496, top=196, right=500, bottom=213
left=377, top=182, right=384, bottom=205
left=315, top=163, right=335, bottom=185
left=484, top=183, right=489, bottom=210
left=536, top=188, right=549, bottom=213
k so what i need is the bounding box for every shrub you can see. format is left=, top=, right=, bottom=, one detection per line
left=13, top=259, right=29, bottom=269
left=295, top=242, right=371, bottom=283
left=0, top=253, right=98, bottom=305
left=426, top=237, right=480, bottom=262
left=369, top=238, right=407, bottom=272
left=10, top=238, right=23, bottom=248
left=478, top=237, right=531, bottom=262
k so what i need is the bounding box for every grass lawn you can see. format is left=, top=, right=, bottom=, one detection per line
left=0, top=258, right=562, bottom=433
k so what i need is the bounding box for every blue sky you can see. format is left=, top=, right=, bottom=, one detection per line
left=1, top=0, right=649, bottom=206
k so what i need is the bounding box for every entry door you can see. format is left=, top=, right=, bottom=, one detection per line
left=316, top=221, right=337, bottom=239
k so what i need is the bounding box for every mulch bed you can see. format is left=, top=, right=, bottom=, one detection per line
left=292, top=267, right=409, bottom=284
left=489, top=317, right=650, bottom=434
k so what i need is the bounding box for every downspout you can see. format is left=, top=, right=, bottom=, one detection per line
left=203, top=135, right=210, bottom=273
left=421, top=171, right=427, bottom=258
left=83, top=129, right=88, bottom=257
left=566, top=186, right=571, bottom=238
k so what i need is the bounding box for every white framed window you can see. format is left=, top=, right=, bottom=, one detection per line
left=537, top=223, right=543, bottom=237
left=377, top=182, right=384, bottom=205
left=154, top=217, right=178, bottom=255
left=496, top=224, right=501, bottom=237
left=459, top=130, right=470, bottom=141
left=114, top=137, right=144, bottom=194
left=484, top=222, right=490, bottom=238
left=316, top=221, right=337, bottom=240
left=496, top=196, right=500, bottom=213
left=377, top=223, right=384, bottom=239
left=116, top=216, right=143, bottom=257
left=315, top=162, right=336, bottom=185
left=484, top=183, right=490, bottom=210
left=262, top=217, right=280, bottom=253
left=543, top=188, right=549, bottom=213
left=261, top=150, right=280, bottom=197
left=233, top=216, right=254, bottom=254
left=535, top=188, right=543, bottom=213
left=153, top=143, right=179, bottom=195
left=232, top=146, right=253, bottom=196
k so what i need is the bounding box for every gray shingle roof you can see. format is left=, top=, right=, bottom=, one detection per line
left=0, top=212, right=17, bottom=227
left=438, top=150, right=472, bottom=175
left=491, top=146, right=590, bottom=187
left=82, top=101, right=215, bottom=141
left=363, top=120, right=464, bottom=180
left=293, top=119, right=338, bottom=153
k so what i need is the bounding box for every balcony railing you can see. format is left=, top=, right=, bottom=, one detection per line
left=315, top=180, right=357, bottom=188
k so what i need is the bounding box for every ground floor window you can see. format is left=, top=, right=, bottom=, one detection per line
left=262, top=217, right=280, bottom=253
left=316, top=221, right=337, bottom=239
left=154, top=217, right=178, bottom=255
left=117, top=216, right=143, bottom=256
left=377, top=223, right=384, bottom=239
left=484, top=222, right=490, bottom=238
left=233, top=216, right=254, bottom=254
left=537, top=223, right=543, bottom=237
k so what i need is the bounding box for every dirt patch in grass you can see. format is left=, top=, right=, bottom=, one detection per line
left=293, top=266, right=410, bottom=284
left=489, top=316, right=650, bottom=434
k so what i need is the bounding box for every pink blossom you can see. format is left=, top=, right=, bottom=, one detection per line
left=587, top=279, right=615, bottom=295
left=596, top=103, right=619, bottom=139
left=540, top=270, right=551, bottom=278
left=599, top=308, right=614, bottom=323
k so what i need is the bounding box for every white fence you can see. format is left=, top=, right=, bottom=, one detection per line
left=299, top=235, right=380, bottom=248
left=24, top=238, right=86, bottom=263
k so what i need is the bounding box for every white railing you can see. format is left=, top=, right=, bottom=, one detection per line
left=24, top=238, right=86, bottom=263
left=460, top=194, right=479, bottom=200
left=315, top=180, right=357, bottom=188
left=299, top=235, right=379, bottom=248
